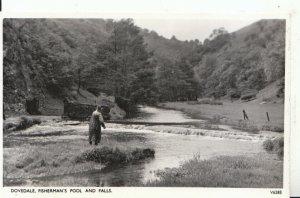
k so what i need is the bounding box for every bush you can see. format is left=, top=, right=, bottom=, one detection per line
left=3, top=122, right=17, bottom=131
left=273, top=137, right=284, bottom=150
left=263, top=139, right=274, bottom=152
left=263, top=137, right=284, bottom=160
left=15, top=116, right=41, bottom=131
left=115, top=96, right=137, bottom=116
left=276, top=148, right=284, bottom=160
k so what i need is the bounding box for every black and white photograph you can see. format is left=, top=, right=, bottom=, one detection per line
left=2, top=17, right=286, bottom=188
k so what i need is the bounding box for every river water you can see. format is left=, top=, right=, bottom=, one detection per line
left=128, top=106, right=200, bottom=123
left=28, top=106, right=265, bottom=186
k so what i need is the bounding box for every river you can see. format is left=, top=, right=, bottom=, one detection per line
left=18, top=106, right=266, bottom=187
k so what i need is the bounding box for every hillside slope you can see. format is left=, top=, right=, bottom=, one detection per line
left=194, top=19, right=285, bottom=100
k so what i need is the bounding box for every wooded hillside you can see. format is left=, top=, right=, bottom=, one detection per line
left=194, top=20, right=285, bottom=100
left=3, top=19, right=285, bottom=116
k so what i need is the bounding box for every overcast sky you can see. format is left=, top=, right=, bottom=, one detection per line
left=134, top=19, right=259, bottom=42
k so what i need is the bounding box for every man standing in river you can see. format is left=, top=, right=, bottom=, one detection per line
left=89, top=106, right=106, bottom=145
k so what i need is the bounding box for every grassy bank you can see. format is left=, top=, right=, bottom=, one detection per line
left=145, top=155, right=283, bottom=188
left=3, top=137, right=154, bottom=182
left=158, top=101, right=284, bottom=132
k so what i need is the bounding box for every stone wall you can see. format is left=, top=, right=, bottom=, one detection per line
left=62, top=99, right=110, bottom=121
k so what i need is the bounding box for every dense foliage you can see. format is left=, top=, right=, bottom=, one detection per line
left=92, top=19, right=158, bottom=104
left=3, top=19, right=159, bottom=113
left=194, top=20, right=285, bottom=99
left=156, top=58, right=199, bottom=101
left=3, top=19, right=285, bottom=115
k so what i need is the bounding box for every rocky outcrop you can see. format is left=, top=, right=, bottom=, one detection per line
left=62, top=100, right=103, bottom=121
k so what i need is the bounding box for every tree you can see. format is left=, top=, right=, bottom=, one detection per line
left=156, top=57, right=199, bottom=101
left=209, top=27, right=228, bottom=39
left=94, top=19, right=158, bottom=106
left=3, top=19, right=74, bottom=98
left=130, top=65, right=158, bottom=104
left=157, top=59, right=177, bottom=101
left=171, top=35, right=177, bottom=40
left=176, top=58, right=199, bottom=100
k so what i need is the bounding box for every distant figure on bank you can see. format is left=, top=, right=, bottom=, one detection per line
left=242, top=109, right=249, bottom=120
left=89, top=106, right=106, bottom=145
left=3, top=104, right=5, bottom=120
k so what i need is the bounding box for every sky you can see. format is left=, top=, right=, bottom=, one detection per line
left=134, top=18, right=259, bottom=42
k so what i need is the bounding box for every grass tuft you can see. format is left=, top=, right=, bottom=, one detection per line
left=75, top=147, right=155, bottom=165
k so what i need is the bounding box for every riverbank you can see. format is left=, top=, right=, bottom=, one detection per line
left=3, top=120, right=155, bottom=186
left=157, top=101, right=284, bottom=132
left=4, top=141, right=154, bottom=186
left=144, top=154, right=283, bottom=188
